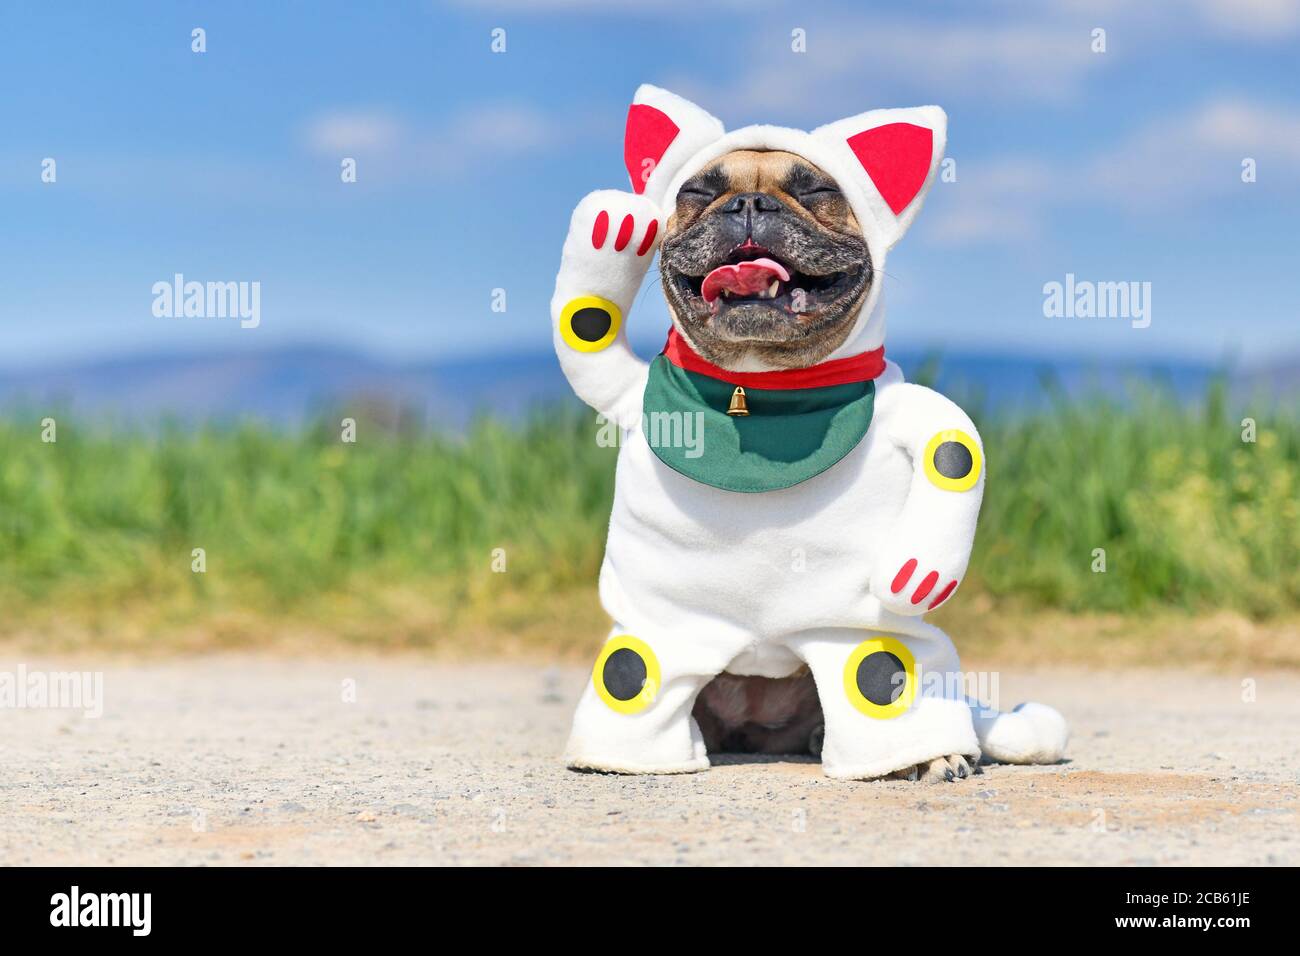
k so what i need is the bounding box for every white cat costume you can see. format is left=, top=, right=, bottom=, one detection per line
left=553, top=85, right=1067, bottom=779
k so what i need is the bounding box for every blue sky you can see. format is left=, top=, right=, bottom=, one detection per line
left=1, top=0, right=1298, bottom=371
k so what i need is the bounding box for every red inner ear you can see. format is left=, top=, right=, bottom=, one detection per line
left=624, top=104, right=680, bottom=195
left=845, top=123, right=933, bottom=216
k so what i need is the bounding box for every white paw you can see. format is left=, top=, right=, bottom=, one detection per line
left=557, top=190, right=663, bottom=303
left=574, top=189, right=663, bottom=257
left=871, top=551, right=962, bottom=617
left=971, top=701, right=1069, bottom=765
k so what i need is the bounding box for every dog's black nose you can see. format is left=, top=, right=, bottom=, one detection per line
left=721, top=191, right=785, bottom=217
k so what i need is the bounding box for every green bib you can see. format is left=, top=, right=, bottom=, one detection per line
left=642, top=354, right=876, bottom=494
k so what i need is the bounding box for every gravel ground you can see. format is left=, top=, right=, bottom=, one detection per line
left=1, top=655, right=1297, bottom=866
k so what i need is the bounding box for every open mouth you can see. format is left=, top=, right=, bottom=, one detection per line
left=675, top=243, right=857, bottom=314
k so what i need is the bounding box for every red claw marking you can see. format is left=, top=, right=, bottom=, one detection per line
left=636, top=219, right=658, bottom=256
left=614, top=213, right=635, bottom=251
left=911, top=570, right=939, bottom=605
left=592, top=210, right=609, bottom=249
left=927, top=579, right=959, bottom=610
left=890, top=558, right=917, bottom=594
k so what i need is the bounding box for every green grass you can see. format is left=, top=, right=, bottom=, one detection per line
left=970, top=382, right=1299, bottom=616
left=1, top=382, right=1297, bottom=652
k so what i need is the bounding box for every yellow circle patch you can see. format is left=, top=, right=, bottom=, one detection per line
left=560, top=295, right=621, bottom=353
left=922, top=429, right=982, bottom=492
left=843, top=636, right=918, bottom=720
left=592, top=634, right=660, bottom=715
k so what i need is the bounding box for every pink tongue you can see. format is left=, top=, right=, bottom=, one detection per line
left=700, top=257, right=791, bottom=303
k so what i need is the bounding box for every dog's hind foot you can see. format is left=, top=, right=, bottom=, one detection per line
left=808, top=723, right=824, bottom=757
left=889, top=753, right=979, bottom=783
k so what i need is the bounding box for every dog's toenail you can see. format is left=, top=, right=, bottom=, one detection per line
left=944, top=768, right=955, bottom=782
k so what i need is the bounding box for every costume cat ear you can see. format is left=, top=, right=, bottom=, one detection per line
left=812, top=106, right=947, bottom=249
left=624, top=84, right=725, bottom=207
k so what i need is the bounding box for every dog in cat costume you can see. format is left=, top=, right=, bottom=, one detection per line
left=552, top=85, right=1067, bottom=781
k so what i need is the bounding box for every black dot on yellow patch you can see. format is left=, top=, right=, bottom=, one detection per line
left=932, top=441, right=973, bottom=480
left=560, top=295, right=621, bottom=352
left=922, top=429, right=982, bottom=492
left=843, top=637, right=917, bottom=719
left=570, top=307, right=612, bottom=342
left=602, top=647, right=647, bottom=701
left=592, top=635, right=661, bottom=714
left=856, top=651, right=906, bottom=706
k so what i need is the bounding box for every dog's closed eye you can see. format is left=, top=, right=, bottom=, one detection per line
left=783, top=164, right=845, bottom=207
left=677, top=167, right=728, bottom=204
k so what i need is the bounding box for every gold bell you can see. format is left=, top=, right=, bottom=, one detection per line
left=726, top=386, right=750, bottom=417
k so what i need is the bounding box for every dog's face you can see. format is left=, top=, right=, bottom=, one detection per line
left=659, top=150, right=873, bottom=370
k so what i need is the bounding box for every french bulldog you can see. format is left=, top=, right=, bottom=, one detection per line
left=660, top=149, right=872, bottom=372
left=660, top=149, right=866, bottom=763
left=551, top=85, right=1067, bottom=782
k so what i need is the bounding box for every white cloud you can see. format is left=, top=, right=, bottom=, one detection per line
left=299, top=102, right=558, bottom=181
left=926, top=158, right=1058, bottom=245
left=932, top=0, right=1300, bottom=42
left=455, top=105, right=554, bottom=153
left=661, top=1, right=1300, bottom=120
left=926, top=202, right=1043, bottom=246
left=1190, top=0, right=1300, bottom=37
left=676, top=18, right=1102, bottom=120
left=924, top=97, right=1300, bottom=246
left=456, top=0, right=1300, bottom=39
left=304, top=111, right=405, bottom=153
left=1086, top=97, right=1300, bottom=206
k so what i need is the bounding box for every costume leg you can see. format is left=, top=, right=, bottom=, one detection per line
left=564, top=627, right=721, bottom=775
left=786, top=625, right=979, bottom=780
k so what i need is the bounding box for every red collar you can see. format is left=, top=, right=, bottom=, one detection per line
left=662, top=328, right=885, bottom=390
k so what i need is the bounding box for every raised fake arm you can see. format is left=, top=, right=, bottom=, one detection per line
left=550, top=189, right=663, bottom=428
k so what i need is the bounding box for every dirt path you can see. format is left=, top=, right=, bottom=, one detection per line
left=1, top=656, right=1296, bottom=865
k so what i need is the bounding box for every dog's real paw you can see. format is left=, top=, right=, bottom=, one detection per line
left=889, top=753, right=979, bottom=784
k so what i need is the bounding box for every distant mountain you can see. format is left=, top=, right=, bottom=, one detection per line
left=0, top=343, right=1291, bottom=429
left=0, top=346, right=571, bottom=428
